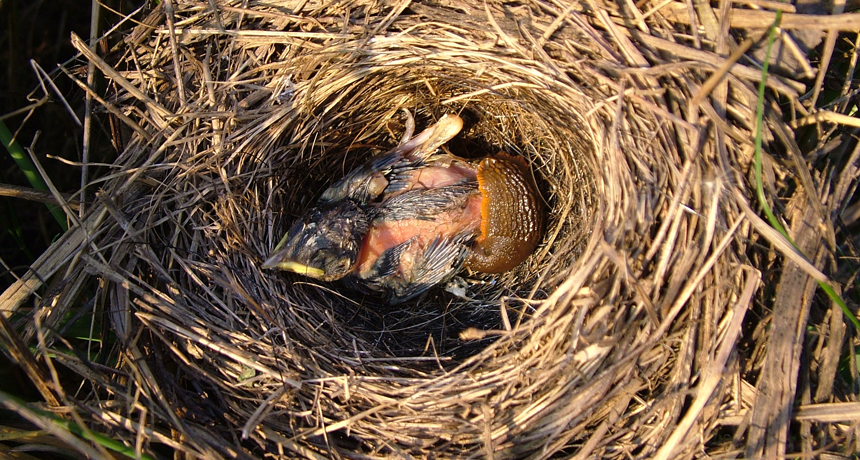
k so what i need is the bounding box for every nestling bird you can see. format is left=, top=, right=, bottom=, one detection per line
left=262, top=113, right=544, bottom=304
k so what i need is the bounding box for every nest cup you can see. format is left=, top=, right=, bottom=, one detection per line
left=263, top=73, right=597, bottom=358
left=11, top=0, right=857, bottom=457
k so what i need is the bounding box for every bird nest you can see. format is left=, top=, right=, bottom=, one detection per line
left=3, top=0, right=859, bottom=458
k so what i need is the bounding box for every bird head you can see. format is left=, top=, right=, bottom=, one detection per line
left=262, top=200, right=369, bottom=281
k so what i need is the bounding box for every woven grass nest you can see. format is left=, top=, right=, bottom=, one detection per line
left=4, top=0, right=860, bottom=458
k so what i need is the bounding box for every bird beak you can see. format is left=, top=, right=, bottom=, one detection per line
left=261, top=254, right=327, bottom=278
left=263, top=230, right=328, bottom=275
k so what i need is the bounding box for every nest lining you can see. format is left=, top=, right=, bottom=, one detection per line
left=3, top=0, right=858, bottom=458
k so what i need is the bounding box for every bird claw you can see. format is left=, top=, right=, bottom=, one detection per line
left=399, top=108, right=415, bottom=144
left=443, top=276, right=471, bottom=300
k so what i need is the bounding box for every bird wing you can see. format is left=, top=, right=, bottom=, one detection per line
left=386, top=232, right=472, bottom=303
left=356, top=232, right=471, bottom=304
left=372, top=183, right=477, bottom=221
left=318, top=114, right=464, bottom=206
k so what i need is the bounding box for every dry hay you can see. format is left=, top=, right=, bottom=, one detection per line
left=2, top=0, right=860, bottom=458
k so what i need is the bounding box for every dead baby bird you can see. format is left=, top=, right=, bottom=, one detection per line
left=262, top=113, right=544, bottom=304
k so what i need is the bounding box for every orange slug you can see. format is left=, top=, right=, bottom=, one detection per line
left=464, top=153, right=544, bottom=273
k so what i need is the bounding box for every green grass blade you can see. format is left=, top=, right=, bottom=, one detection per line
left=754, top=10, right=860, bottom=332
left=0, top=120, right=68, bottom=231
left=0, top=389, right=154, bottom=460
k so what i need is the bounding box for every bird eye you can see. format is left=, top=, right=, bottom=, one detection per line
left=337, top=258, right=351, bottom=272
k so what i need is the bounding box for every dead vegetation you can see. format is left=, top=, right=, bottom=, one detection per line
left=1, top=0, right=859, bottom=458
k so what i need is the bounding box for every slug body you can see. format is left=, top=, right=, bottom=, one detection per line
left=465, top=154, right=544, bottom=273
